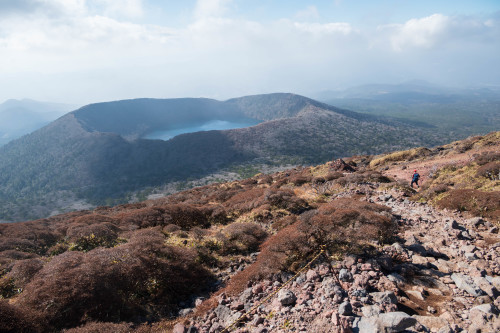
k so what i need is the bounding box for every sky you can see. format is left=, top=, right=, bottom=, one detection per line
left=0, top=0, right=499, bottom=105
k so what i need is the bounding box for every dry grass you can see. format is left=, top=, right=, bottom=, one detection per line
left=370, top=147, right=432, bottom=168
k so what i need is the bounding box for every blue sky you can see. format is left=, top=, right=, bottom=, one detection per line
left=0, top=0, right=499, bottom=104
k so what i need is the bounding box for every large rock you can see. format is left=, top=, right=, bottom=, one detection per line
left=370, top=291, right=398, bottom=304
left=277, top=289, right=297, bottom=306
left=354, top=312, right=417, bottom=333
left=338, top=301, right=353, bottom=316
left=451, top=273, right=484, bottom=296
left=214, top=305, right=240, bottom=326
left=413, top=315, right=449, bottom=331
left=173, top=323, right=187, bottom=333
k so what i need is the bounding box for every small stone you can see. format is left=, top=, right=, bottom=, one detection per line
left=466, top=217, right=484, bottom=227
left=343, top=255, right=357, bottom=268
left=179, top=308, right=193, bottom=316
left=360, top=263, right=373, bottom=271
left=339, top=268, right=353, bottom=282
left=338, top=301, right=353, bottom=316
left=230, top=301, right=244, bottom=311
left=406, top=290, right=425, bottom=301
left=173, top=323, right=187, bottom=333
left=306, top=269, right=319, bottom=281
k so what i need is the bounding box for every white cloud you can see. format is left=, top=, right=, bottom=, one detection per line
left=90, top=0, right=144, bottom=19
left=0, top=3, right=499, bottom=104
left=293, top=22, right=354, bottom=35
left=193, top=0, right=232, bottom=20
left=380, top=14, right=499, bottom=51
left=295, top=5, right=320, bottom=21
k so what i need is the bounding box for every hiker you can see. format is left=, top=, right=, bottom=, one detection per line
left=411, top=170, right=420, bottom=188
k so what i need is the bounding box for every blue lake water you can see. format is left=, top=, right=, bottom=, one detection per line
left=144, top=120, right=259, bottom=141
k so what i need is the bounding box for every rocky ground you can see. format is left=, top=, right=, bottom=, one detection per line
left=173, top=187, right=500, bottom=333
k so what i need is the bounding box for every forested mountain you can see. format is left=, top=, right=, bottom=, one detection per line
left=0, top=99, right=74, bottom=146
left=0, top=93, right=472, bottom=221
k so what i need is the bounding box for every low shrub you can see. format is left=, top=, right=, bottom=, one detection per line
left=325, top=172, right=343, bottom=181
left=18, top=229, right=213, bottom=330
left=220, top=222, right=268, bottom=254
left=64, top=322, right=133, bottom=333
left=264, top=189, right=309, bottom=214
left=289, top=175, right=312, bottom=186
left=225, top=197, right=394, bottom=295
left=67, top=223, right=119, bottom=252
left=474, top=151, right=500, bottom=166
left=437, top=189, right=500, bottom=222
left=4, top=258, right=44, bottom=290
left=257, top=174, right=274, bottom=185
left=0, top=300, right=45, bottom=333
left=427, top=184, right=449, bottom=197
left=476, top=162, right=500, bottom=180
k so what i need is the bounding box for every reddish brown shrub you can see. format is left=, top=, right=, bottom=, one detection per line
left=476, top=162, right=500, bottom=180
left=0, top=300, right=45, bottom=332
left=264, top=189, right=309, bottom=214
left=163, top=224, right=181, bottom=233
left=225, top=197, right=394, bottom=295
left=437, top=189, right=500, bottom=222
left=220, top=223, right=268, bottom=254
left=257, top=174, right=274, bottom=185
left=363, top=171, right=392, bottom=183
left=165, top=204, right=209, bottom=229
left=64, top=322, right=133, bottom=333
left=0, top=238, right=37, bottom=253
left=66, top=222, right=119, bottom=252
left=474, top=151, right=500, bottom=166
left=240, top=178, right=258, bottom=185
left=223, top=188, right=266, bottom=213
left=5, top=258, right=44, bottom=289
left=118, top=207, right=166, bottom=228
left=325, top=172, right=344, bottom=181
left=199, top=204, right=229, bottom=224
left=289, top=175, right=312, bottom=186
left=18, top=229, right=213, bottom=330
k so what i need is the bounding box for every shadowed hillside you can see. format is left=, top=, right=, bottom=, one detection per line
left=0, top=93, right=480, bottom=222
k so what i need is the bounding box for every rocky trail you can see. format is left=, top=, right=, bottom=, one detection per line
left=174, top=187, right=500, bottom=333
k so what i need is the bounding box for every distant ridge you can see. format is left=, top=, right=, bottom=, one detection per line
left=0, top=93, right=454, bottom=221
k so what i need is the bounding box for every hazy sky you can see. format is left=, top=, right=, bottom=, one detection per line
left=0, top=0, right=499, bottom=104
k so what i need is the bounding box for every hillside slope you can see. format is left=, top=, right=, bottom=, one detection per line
left=0, top=99, right=73, bottom=146
left=0, top=93, right=468, bottom=221
left=0, top=132, right=498, bottom=332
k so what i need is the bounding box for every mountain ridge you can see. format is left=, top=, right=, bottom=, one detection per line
left=0, top=93, right=473, bottom=221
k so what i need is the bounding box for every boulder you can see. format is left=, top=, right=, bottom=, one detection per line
left=353, top=312, right=417, bottom=333
left=338, top=301, right=353, bottom=316
left=278, top=289, right=297, bottom=306
left=370, top=291, right=398, bottom=305
left=451, top=273, right=484, bottom=296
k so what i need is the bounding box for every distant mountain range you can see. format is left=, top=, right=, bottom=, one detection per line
left=314, top=82, right=500, bottom=135
left=0, top=93, right=490, bottom=222
left=0, top=99, right=76, bottom=146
